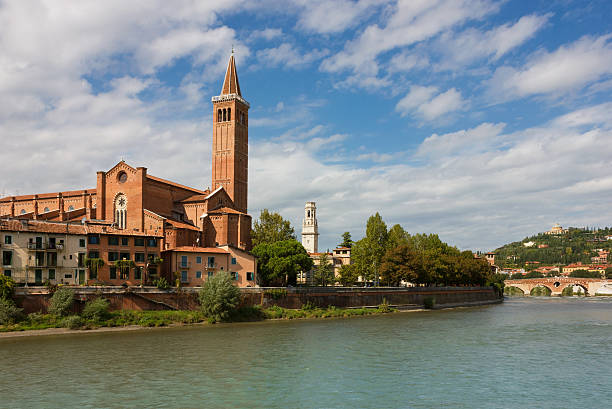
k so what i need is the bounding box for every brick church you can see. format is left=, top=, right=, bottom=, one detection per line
left=0, top=54, right=257, bottom=287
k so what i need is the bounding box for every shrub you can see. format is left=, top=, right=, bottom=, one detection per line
left=0, top=298, right=23, bottom=325
left=61, top=315, right=84, bottom=329
left=377, top=298, right=391, bottom=313
left=153, top=277, right=170, bottom=290
left=423, top=296, right=435, bottom=309
left=82, top=298, right=110, bottom=322
left=198, top=272, right=241, bottom=323
left=0, top=275, right=16, bottom=300
left=48, top=287, right=75, bottom=316
left=300, top=300, right=316, bottom=311
left=264, top=288, right=287, bottom=300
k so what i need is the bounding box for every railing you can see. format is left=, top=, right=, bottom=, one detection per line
left=177, top=261, right=191, bottom=269
left=211, top=93, right=250, bottom=107
left=27, top=242, right=46, bottom=250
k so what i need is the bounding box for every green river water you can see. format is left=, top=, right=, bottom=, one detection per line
left=1, top=297, right=611, bottom=408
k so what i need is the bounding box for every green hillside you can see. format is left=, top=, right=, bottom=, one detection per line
left=493, top=227, right=612, bottom=269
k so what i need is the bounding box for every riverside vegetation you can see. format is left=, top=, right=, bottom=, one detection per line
left=0, top=274, right=397, bottom=333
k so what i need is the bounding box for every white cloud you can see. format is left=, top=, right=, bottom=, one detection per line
left=487, top=34, right=612, bottom=101
left=416, top=122, right=506, bottom=158
left=396, top=86, right=465, bottom=121
left=435, top=13, right=549, bottom=69
left=250, top=28, right=283, bottom=41
left=293, top=0, right=388, bottom=34
left=255, top=43, right=329, bottom=69
left=320, top=0, right=499, bottom=81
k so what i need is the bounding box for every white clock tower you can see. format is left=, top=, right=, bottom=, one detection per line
left=301, top=201, right=319, bottom=253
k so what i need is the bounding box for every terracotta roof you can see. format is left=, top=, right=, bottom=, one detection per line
left=166, top=246, right=229, bottom=254
left=165, top=219, right=200, bottom=231
left=85, top=224, right=163, bottom=237
left=208, top=206, right=245, bottom=215
left=179, top=193, right=211, bottom=203
left=0, top=219, right=86, bottom=235
left=0, top=189, right=96, bottom=202
left=221, top=53, right=242, bottom=96
left=146, top=174, right=208, bottom=195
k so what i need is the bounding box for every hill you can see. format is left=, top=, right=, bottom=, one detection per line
left=493, top=227, right=612, bottom=269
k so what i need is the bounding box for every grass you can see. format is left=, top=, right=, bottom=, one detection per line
left=0, top=305, right=396, bottom=333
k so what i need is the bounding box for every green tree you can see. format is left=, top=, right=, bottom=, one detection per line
left=252, top=209, right=296, bottom=247
left=314, top=252, right=334, bottom=286
left=0, top=275, right=16, bottom=300
left=569, top=269, right=601, bottom=278
left=338, top=264, right=359, bottom=286
left=252, top=240, right=313, bottom=286
left=48, top=287, right=75, bottom=316
left=340, top=232, right=353, bottom=248
left=82, top=298, right=110, bottom=322
left=198, top=272, right=241, bottom=323
left=386, top=224, right=409, bottom=250
left=380, top=244, right=420, bottom=286
left=0, top=298, right=23, bottom=325
left=361, top=213, right=388, bottom=285
left=605, top=267, right=612, bottom=279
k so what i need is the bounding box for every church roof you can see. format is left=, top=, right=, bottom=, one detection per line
left=220, top=53, right=241, bottom=96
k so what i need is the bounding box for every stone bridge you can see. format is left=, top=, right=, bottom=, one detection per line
left=504, top=277, right=611, bottom=296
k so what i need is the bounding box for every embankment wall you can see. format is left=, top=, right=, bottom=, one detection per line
left=14, top=286, right=502, bottom=314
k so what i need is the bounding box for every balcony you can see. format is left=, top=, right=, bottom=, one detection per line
left=206, top=263, right=218, bottom=270
left=47, top=243, right=64, bottom=251
left=27, top=242, right=46, bottom=250
left=177, top=261, right=192, bottom=270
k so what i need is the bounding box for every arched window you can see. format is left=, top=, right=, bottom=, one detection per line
left=68, top=205, right=74, bottom=211
left=223, top=108, right=226, bottom=122
left=217, top=109, right=222, bottom=122
left=114, top=194, right=127, bottom=229
left=227, top=108, right=231, bottom=121
left=44, top=207, right=50, bottom=213
left=20, top=209, right=26, bottom=214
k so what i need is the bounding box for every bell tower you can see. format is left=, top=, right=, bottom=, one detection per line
left=301, top=201, right=319, bottom=253
left=212, top=52, right=249, bottom=213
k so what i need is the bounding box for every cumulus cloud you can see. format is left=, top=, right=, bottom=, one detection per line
left=255, top=43, right=329, bottom=69
left=293, top=0, right=388, bottom=34
left=396, top=86, right=466, bottom=121
left=486, top=34, right=612, bottom=101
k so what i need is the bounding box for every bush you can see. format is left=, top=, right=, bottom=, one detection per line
left=377, top=298, right=391, bottom=313
left=153, top=277, right=170, bottom=290
left=48, top=287, right=75, bottom=316
left=198, top=272, right=241, bottom=323
left=0, top=275, right=16, bottom=300
left=61, top=315, right=84, bottom=329
left=82, top=298, right=110, bottom=322
left=423, top=296, right=435, bottom=309
left=0, top=298, right=23, bottom=325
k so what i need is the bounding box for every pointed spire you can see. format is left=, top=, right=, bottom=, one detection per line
left=220, top=52, right=242, bottom=96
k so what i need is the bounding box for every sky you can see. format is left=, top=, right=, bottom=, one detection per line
left=1, top=0, right=612, bottom=252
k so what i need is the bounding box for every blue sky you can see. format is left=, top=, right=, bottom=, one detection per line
left=1, top=0, right=612, bottom=252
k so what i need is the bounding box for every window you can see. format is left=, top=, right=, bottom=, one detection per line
left=88, top=236, right=100, bottom=245
left=147, top=238, right=157, bottom=247
left=68, top=205, right=74, bottom=211
left=231, top=272, right=238, bottom=280
left=196, top=256, right=202, bottom=264
left=121, top=237, right=129, bottom=246
left=108, top=252, right=119, bottom=262
left=109, top=266, right=117, bottom=279
left=181, top=271, right=188, bottom=283
left=48, top=269, right=56, bottom=280
left=88, top=251, right=99, bottom=259
left=181, top=255, right=188, bottom=268
left=3, top=251, right=13, bottom=266
left=223, top=108, right=226, bottom=121
left=79, top=238, right=86, bottom=248
left=114, top=193, right=127, bottom=229
left=196, top=271, right=202, bottom=279
left=217, top=109, right=222, bottom=122
left=134, top=267, right=142, bottom=280
left=135, top=253, right=145, bottom=262
left=108, top=236, right=119, bottom=246
left=135, top=238, right=145, bottom=246
left=47, top=252, right=57, bottom=267
left=207, top=256, right=215, bottom=268
left=78, top=253, right=85, bottom=267
left=227, top=107, right=231, bottom=121
left=20, top=209, right=26, bottom=214
left=119, top=252, right=130, bottom=260
left=64, top=274, right=72, bottom=279
left=147, top=253, right=158, bottom=262
left=120, top=268, right=129, bottom=280
left=118, top=171, right=128, bottom=183
left=231, top=257, right=237, bottom=265
left=4, top=269, right=11, bottom=277
left=4, top=235, right=11, bottom=245
left=207, top=271, right=213, bottom=278
left=247, top=272, right=254, bottom=281
left=89, top=267, right=96, bottom=280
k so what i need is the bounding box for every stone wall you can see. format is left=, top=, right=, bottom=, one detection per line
left=14, top=286, right=501, bottom=314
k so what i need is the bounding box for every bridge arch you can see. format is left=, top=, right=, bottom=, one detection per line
left=530, top=285, right=552, bottom=296
left=561, top=283, right=588, bottom=296
left=504, top=286, right=525, bottom=296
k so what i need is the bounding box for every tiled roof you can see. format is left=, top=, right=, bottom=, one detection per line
left=146, top=175, right=207, bottom=195
left=0, top=219, right=86, bottom=234
left=165, top=219, right=200, bottom=231
left=221, top=54, right=242, bottom=96
left=85, top=224, right=163, bottom=237
left=207, top=206, right=245, bottom=215
left=166, top=246, right=230, bottom=254
left=0, top=189, right=96, bottom=202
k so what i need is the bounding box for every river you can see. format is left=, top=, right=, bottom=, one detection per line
left=1, top=297, right=611, bottom=408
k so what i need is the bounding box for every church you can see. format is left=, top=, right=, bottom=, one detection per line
left=0, top=54, right=257, bottom=287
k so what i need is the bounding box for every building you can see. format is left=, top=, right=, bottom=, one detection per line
left=301, top=202, right=319, bottom=254
left=545, top=223, right=567, bottom=235
left=0, top=53, right=256, bottom=287
left=1, top=219, right=87, bottom=285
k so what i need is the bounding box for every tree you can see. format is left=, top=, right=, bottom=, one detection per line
left=362, top=213, right=388, bottom=285
left=380, top=245, right=420, bottom=286
left=252, top=240, right=313, bottom=286
left=252, top=209, right=296, bottom=247
left=0, top=275, right=16, bottom=300
left=0, top=298, right=23, bottom=325
left=198, top=272, right=241, bottom=322
left=386, top=224, right=409, bottom=250
left=340, top=232, right=353, bottom=248
left=314, top=252, right=334, bottom=286
left=569, top=269, right=601, bottom=278
left=48, top=287, right=75, bottom=316
left=338, top=264, right=359, bottom=286
left=606, top=267, right=612, bottom=279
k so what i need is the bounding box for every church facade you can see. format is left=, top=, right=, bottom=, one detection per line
left=0, top=54, right=257, bottom=287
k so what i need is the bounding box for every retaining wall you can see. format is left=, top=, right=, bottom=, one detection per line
left=14, top=286, right=502, bottom=314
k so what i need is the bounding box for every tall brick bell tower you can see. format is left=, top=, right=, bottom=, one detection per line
left=212, top=52, right=249, bottom=213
